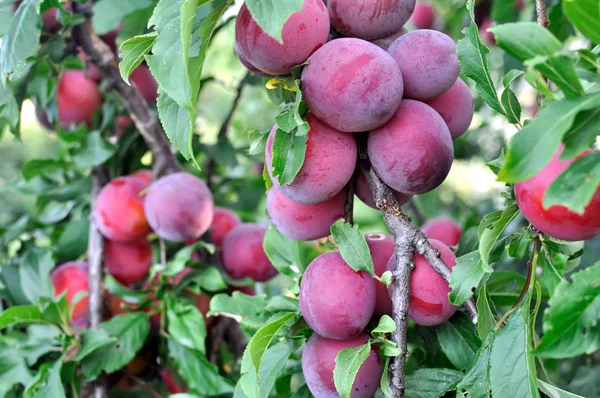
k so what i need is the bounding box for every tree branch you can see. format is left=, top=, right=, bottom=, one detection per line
left=344, top=171, right=357, bottom=225
left=71, top=1, right=181, bottom=179
left=535, top=0, right=550, bottom=28
left=405, top=200, right=425, bottom=226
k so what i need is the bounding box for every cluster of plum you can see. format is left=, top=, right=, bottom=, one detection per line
left=50, top=170, right=276, bottom=327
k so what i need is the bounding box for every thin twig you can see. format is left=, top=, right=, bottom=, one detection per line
left=535, top=0, right=550, bottom=28
left=344, top=171, right=357, bottom=225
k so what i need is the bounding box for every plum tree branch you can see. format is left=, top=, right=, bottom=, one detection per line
left=344, top=171, right=357, bottom=225
left=535, top=0, right=550, bottom=28
left=71, top=1, right=181, bottom=179
left=405, top=200, right=425, bottom=226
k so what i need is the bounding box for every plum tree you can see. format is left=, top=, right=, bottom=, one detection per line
left=368, top=99, right=453, bottom=195
left=365, top=233, right=395, bottom=315
left=409, top=2, right=436, bottom=29
left=301, top=38, right=403, bottom=133
left=104, top=238, right=152, bottom=285
left=300, top=252, right=375, bottom=339
left=355, top=174, right=411, bottom=209
left=210, top=207, right=242, bottom=247
left=421, top=217, right=462, bottom=246
left=387, top=239, right=458, bottom=325
left=144, top=172, right=214, bottom=242
left=266, top=187, right=346, bottom=241
left=328, top=0, right=415, bottom=40
left=130, top=64, right=158, bottom=104
left=388, top=30, right=460, bottom=101
left=302, top=333, right=382, bottom=397
left=57, top=70, right=103, bottom=128
left=265, top=113, right=357, bottom=204
left=235, top=0, right=330, bottom=75
left=370, top=27, right=407, bottom=51
left=221, top=224, right=278, bottom=282
left=515, top=149, right=600, bottom=241
left=95, top=176, right=150, bottom=242
left=426, top=79, right=474, bottom=140
left=50, top=262, right=89, bottom=321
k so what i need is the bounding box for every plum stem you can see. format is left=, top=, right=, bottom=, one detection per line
left=344, top=170, right=357, bottom=225
left=356, top=136, right=478, bottom=397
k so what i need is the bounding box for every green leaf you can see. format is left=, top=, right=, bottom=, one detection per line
left=371, top=315, right=396, bottom=335
left=380, top=356, right=393, bottom=398
left=208, top=291, right=266, bottom=318
left=76, top=329, right=117, bottom=361
left=457, top=0, right=505, bottom=115
left=524, top=54, right=585, bottom=99
left=0, top=305, right=50, bottom=330
left=538, top=379, right=585, bottom=398
left=333, top=341, right=372, bottom=398
left=24, top=358, right=65, bottom=398
left=508, top=229, right=531, bottom=259
left=93, top=0, right=155, bottom=35
left=0, top=0, right=41, bottom=84
left=192, top=266, right=227, bottom=292
left=57, top=217, right=89, bottom=260
left=0, top=86, right=21, bottom=136
left=156, top=92, right=194, bottom=160
left=263, top=223, right=303, bottom=277
left=119, top=32, right=157, bottom=84
left=21, top=159, right=67, bottom=181
left=330, top=219, right=375, bottom=275
left=476, top=284, right=496, bottom=338
left=404, top=368, right=463, bottom=398
left=501, top=88, right=521, bottom=124
left=167, top=299, right=207, bottom=354
left=271, top=127, right=308, bottom=185
left=247, top=312, right=296, bottom=375
left=380, top=271, right=393, bottom=288
left=449, top=251, right=487, bottom=305
left=562, top=108, right=600, bottom=160
left=479, top=204, right=519, bottom=267
left=238, top=342, right=292, bottom=398
left=20, top=249, right=54, bottom=305
left=543, top=151, right=600, bottom=214
left=72, top=131, right=116, bottom=168
left=457, top=334, right=493, bottom=398
left=563, top=0, right=600, bottom=44
left=436, top=312, right=481, bottom=370
left=535, top=261, right=600, bottom=358
left=569, top=366, right=600, bottom=397
left=244, top=0, right=304, bottom=43
left=37, top=201, right=75, bottom=225
left=503, top=69, right=524, bottom=87
left=379, top=339, right=402, bottom=357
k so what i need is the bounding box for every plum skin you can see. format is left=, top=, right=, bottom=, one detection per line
left=50, top=262, right=89, bottom=321
left=266, top=186, right=346, bottom=241
left=365, top=233, right=395, bottom=315
left=221, top=224, right=278, bottom=282
left=266, top=113, right=357, bottom=205
left=302, top=333, right=382, bottom=398
left=144, top=172, right=214, bottom=242
left=300, top=252, right=376, bottom=340
left=426, top=79, right=474, bottom=140
left=302, top=38, right=404, bottom=133
left=421, top=217, right=462, bottom=247
left=57, top=70, right=103, bottom=128
left=104, top=238, right=152, bottom=286
left=386, top=239, right=458, bottom=326
left=95, top=176, right=151, bottom=242
left=515, top=149, right=600, bottom=241
left=210, top=207, right=242, bottom=247
left=235, top=0, right=330, bottom=75
left=368, top=99, right=454, bottom=195
left=410, top=2, right=436, bottom=29
left=130, top=64, right=158, bottom=104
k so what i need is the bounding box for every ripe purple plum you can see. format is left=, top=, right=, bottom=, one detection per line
left=410, top=2, right=436, bottom=29
left=302, top=38, right=403, bottom=133
left=328, top=0, right=415, bottom=40
left=210, top=207, right=242, bottom=247
left=51, top=262, right=89, bottom=321
left=266, top=187, right=346, bottom=241
left=426, top=79, right=474, bottom=140
left=144, top=173, right=214, bottom=242
left=388, top=29, right=460, bottom=101
left=105, top=238, right=152, bottom=286
left=221, top=224, right=278, bottom=282
left=130, top=64, right=158, bottom=104
left=95, top=176, right=151, bottom=242
left=515, top=149, right=600, bottom=241
left=57, top=70, right=103, bottom=128
left=265, top=113, right=357, bottom=204
left=300, top=252, right=375, bottom=339
left=355, top=173, right=411, bottom=209
left=302, top=333, right=382, bottom=398
left=368, top=100, right=453, bottom=195
left=365, top=233, right=395, bottom=315
left=386, top=239, right=458, bottom=326
left=234, top=43, right=270, bottom=76
left=421, top=217, right=462, bottom=247
left=479, top=19, right=496, bottom=46
left=370, top=27, right=407, bottom=51
left=234, top=0, right=330, bottom=75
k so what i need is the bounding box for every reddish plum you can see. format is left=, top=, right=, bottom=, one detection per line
left=105, top=238, right=152, bottom=285
left=130, top=64, right=158, bottom=104
left=421, top=217, right=462, bottom=247
left=426, top=79, right=474, bottom=140
left=57, top=70, right=103, bottom=128
left=210, top=207, right=242, bottom=247
left=365, top=233, right=395, bottom=315
left=130, top=169, right=152, bottom=185
left=479, top=19, right=496, bottom=45
left=370, top=27, right=407, bottom=51
left=50, top=262, right=89, bottom=321
left=410, top=2, right=436, bottom=29
left=221, top=224, right=278, bottom=282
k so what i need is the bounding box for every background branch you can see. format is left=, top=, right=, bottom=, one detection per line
left=344, top=171, right=357, bottom=225
left=535, top=0, right=550, bottom=28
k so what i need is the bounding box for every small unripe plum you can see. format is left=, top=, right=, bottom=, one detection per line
left=479, top=19, right=496, bottom=45
left=235, top=0, right=330, bottom=75
left=265, top=113, right=357, bottom=204
left=426, top=79, right=474, bottom=140
left=388, top=30, right=460, bottom=101
left=328, top=0, right=415, bottom=40
left=365, top=233, right=395, bottom=315
left=355, top=173, right=411, bottom=210
left=221, top=224, right=278, bottom=282
left=266, top=187, right=346, bottom=241
left=368, top=100, right=453, bottom=195
left=105, top=238, right=152, bottom=286
left=515, top=149, right=600, bottom=241
left=302, top=38, right=403, bottom=133
left=144, top=172, right=214, bottom=242
left=302, top=333, right=382, bottom=397
left=130, top=169, right=152, bottom=185
left=386, top=239, right=458, bottom=326
left=96, top=176, right=151, bottom=242
left=50, top=262, right=89, bottom=321
left=370, top=27, right=407, bottom=51
left=57, top=70, right=103, bottom=128
left=130, top=64, right=158, bottom=104
left=300, top=252, right=375, bottom=339
left=210, top=207, right=242, bottom=247
left=421, top=217, right=462, bottom=247
left=410, top=2, right=436, bottom=29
